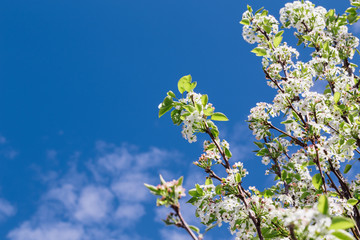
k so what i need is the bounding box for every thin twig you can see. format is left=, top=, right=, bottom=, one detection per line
left=171, top=205, right=199, bottom=240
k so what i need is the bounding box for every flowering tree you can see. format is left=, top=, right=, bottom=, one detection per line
left=145, top=1, right=360, bottom=239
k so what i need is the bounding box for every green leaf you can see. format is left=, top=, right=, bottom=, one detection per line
left=280, top=120, right=293, bottom=124
left=211, top=112, right=229, bottom=121
left=159, top=105, right=173, bottom=118
left=204, top=107, right=214, bottom=116
left=330, top=216, right=355, bottom=230
left=347, top=198, right=358, bottom=206
left=205, top=178, right=213, bottom=185
left=187, top=197, right=198, bottom=204
left=251, top=47, right=267, bottom=56
left=167, top=91, right=176, bottom=98
left=303, top=35, right=311, bottom=41
left=144, top=183, right=158, bottom=193
left=273, top=36, right=282, bottom=48
left=318, top=195, right=329, bottom=215
left=178, top=75, right=192, bottom=94
left=240, top=19, right=250, bottom=25
left=348, top=14, right=358, bottom=24
left=332, top=230, right=355, bottom=240
left=300, top=191, right=310, bottom=200
left=195, top=184, right=204, bottom=195
left=224, top=147, right=232, bottom=158
left=256, top=148, right=269, bottom=156
left=183, top=105, right=195, bottom=113
left=344, top=164, right=352, bottom=174
left=263, top=25, right=271, bottom=34
left=189, top=225, right=200, bottom=234
left=324, top=88, right=332, bottom=94
left=211, top=128, right=219, bottom=138
left=312, top=173, right=323, bottom=190
left=254, top=142, right=264, bottom=148
left=171, top=109, right=182, bottom=125
left=215, top=184, right=222, bottom=195
left=190, top=81, right=197, bottom=92
left=188, top=188, right=199, bottom=197
left=261, top=227, right=281, bottom=238
left=334, top=92, right=341, bottom=104
left=201, top=94, right=208, bottom=107
left=235, top=173, right=242, bottom=183
left=275, top=30, right=284, bottom=37
left=346, top=139, right=356, bottom=146
left=195, top=103, right=202, bottom=113
left=177, top=176, right=183, bottom=186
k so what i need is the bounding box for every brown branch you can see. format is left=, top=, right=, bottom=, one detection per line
left=288, top=224, right=298, bottom=240
left=205, top=168, right=222, bottom=182
left=171, top=205, right=199, bottom=240
left=203, top=121, right=230, bottom=169
left=267, top=122, right=307, bottom=148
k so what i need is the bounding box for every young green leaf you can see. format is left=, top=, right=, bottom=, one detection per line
left=167, top=91, right=176, bottom=98
left=178, top=75, right=192, bottom=94
left=189, top=225, right=200, bottom=234
left=201, top=94, right=208, bottom=107
left=312, top=173, right=323, bottom=190
left=332, top=230, right=355, bottom=240
left=273, top=36, right=282, bottom=48
left=171, top=109, right=182, bottom=125
left=344, top=164, right=352, bottom=174
left=235, top=173, right=242, bottom=183
left=347, top=198, right=358, bottom=206
left=334, top=92, right=341, bottom=104
left=240, top=19, right=250, bottom=25
left=254, top=142, right=264, bottom=148
left=159, top=105, right=173, bottom=118
left=251, top=47, right=267, bottom=57
left=177, top=176, right=183, bottom=186
left=211, top=112, right=229, bottom=121
left=204, top=107, right=214, bottom=116
left=195, top=184, right=204, bottom=195
left=330, top=216, right=355, bottom=230
left=144, top=183, right=158, bottom=193
left=188, top=189, right=199, bottom=197
left=205, top=178, right=213, bottom=185
left=318, top=195, right=329, bottom=215
left=275, top=30, right=284, bottom=37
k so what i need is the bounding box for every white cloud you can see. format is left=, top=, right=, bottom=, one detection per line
left=115, top=203, right=145, bottom=222
left=0, top=198, right=16, bottom=219
left=0, top=135, right=6, bottom=144
left=45, top=184, right=77, bottom=210
left=111, top=172, right=150, bottom=202
left=74, top=186, right=113, bottom=223
left=7, top=142, right=176, bottom=240
left=4, top=149, right=18, bottom=159
left=7, top=222, right=83, bottom=240
left=160, top=229, right=189, bottom=240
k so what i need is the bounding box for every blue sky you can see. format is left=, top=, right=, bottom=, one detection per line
left=0, top=0, right=356, bottom=239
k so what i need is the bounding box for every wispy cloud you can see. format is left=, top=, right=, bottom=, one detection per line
left=46, top=150, right=57, bottom=161
left=0, top=135, right=6, bottom=144
left=7, top=222, right=84, bottom=240
left=7, top=141, right=177, bottom=240
left=0, top=199, right=16, bottom=220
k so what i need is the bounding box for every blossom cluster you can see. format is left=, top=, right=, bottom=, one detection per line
left=149, top=1, right=360, bottom=240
